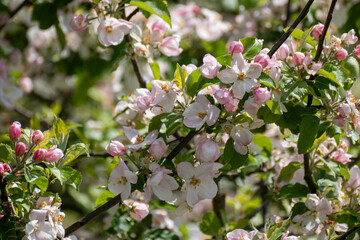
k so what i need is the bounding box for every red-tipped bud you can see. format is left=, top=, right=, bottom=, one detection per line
left=9, top=121, right=21, bottom=141
left=34, top=148, right=47, bottom=162
left=15, top=142, right=26, bottom=156
left=32, top=130, right=44, bottom=144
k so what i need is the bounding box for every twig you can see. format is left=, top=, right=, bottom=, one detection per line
left=126, top=8, right=139, bottom=21
left=268, top=0, right=315, bottom=58
left=283, top=0, right=292, bottom=27
left=65, top=194, right=122, bottom=236
left=0, top=0, right=32, bottom=31
left=213, top=193, right=225, bottom=227
left=79, top=151, right=111, bottom=158
left=334, top=226, right=360, bottom=240
left=303, top=152, right=317, bottom=193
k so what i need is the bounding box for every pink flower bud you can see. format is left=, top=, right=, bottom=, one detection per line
left=149, top=138, right=168, bottom=160
left=18, top=77, right=33, bottom=93
left=354, top=44, right=360, bottom=59
left=254, top=52, right=270, bottom=68
left=2, top=163, right=9, bottom=172
left=312, top=23, right=324, bottom=41
left=106, top=140, right=126, bottom=156
left=32, top=130, right=44, bottom=144
left=229, top=41, right=244, bottom=55
left=214, top=88, right=231, bottom=104
left=195, top=139, right=220, bottom=163
left=333, top=115, right=345, bottom=127
left=34, top=149, right=47, bottom=162
left=159, top=36, right=183, bottom=57
left=9, top=121, right=21, bottom=141
left=70, top=14, right=88, bottom=32
left=224, top=97, right=239, bottom=113
left=253, top=87, right=271, bottom=103
left=276, top=43, right=290, bottom=60
left=45, top=146, right=63, bottom=162
left=124, top=200, right=149, bottom=222
left=199, top=54, right=222, bottom=79
left=292, top=52, right=305, bottom=66
left=15, top=142, right=26, bottom=156
left=336, top=47, right=348, bottom=60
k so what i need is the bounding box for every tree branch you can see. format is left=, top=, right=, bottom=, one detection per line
left=283, top=0, right=292, bottom=27
left=334, top=226, right=360, bottom=240
left=304, top=152, right=317, bottom=193
left=268, top=0, right=315, bottom=58
left=0, top=0, right=32, bottom=31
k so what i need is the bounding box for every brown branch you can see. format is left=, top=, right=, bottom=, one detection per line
left=126, top=8, right=139, bottom=21
left=283, top=0, right=292, bottom=27
left=304, top=152, right=317, bottom=193
left=334, top=226, right=360, bottom=240
left=0, top=0, right=32, bottom=31
left=268, top=0, right=315, bottom=58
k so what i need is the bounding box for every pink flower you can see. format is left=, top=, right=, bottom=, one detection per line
left=345, top=165, right=360, bottom=191
left=177, top=162, right=218, bottom=206
left=98, top=18, right=134, bottom=47
left=304, top=53, right=322, bottom=75
left=70, top=14, right=88, bottom=32
left=0, top=163, right=10, bottom=178
left=214, top=88, right=232, bottom=104
left=217, top=52, right=262, bottom=99
left=183, top=95, right=220, bottom=130
left=254, top=52, right=270, bottom=68
left=149, top=138, right=168, bottom=160
left=276, top=43, right=290, bottom=60
left=124, top=200, right=149, bottom=221
left=292, top=52, right=305, bottom=66
left=45, top=146, right=64, bottom=162
left=9, top=121, right=21, bottom=141
left=336, top=47, right=348, bottom=60
left=224, top=97, right=239, bottom=113
left=34, top=148, right=47, bottom=162
left=196, top=139, right=220, bottom=163
left=230, top=126, right=253, bottom=155
left=354, top=44, right=360, bottom=58
left=108, top=160, right=137, bottom=199
left=253, top=87, right=271, bottom=103
left=15, top=142, right=26, bottom=156
left=229, top=41, right=244, bottom=55
left=341, top=29, right=358, bottom=45
left=226, top=229, right=257, bottom=240
left=32, top=130, right=44, bottom=144
left=199, top=54, right=222, bottom=79
left=106, top=140, right=126, bottom=156
left=330, top=149, right=352, bottom=164
left=159, top=36, right=183, bottom=56
left=312, top=23, right=324, bottom=41
left=130, top=89, right=154, bottom=112
left=151, top=80, right=177, bottom=113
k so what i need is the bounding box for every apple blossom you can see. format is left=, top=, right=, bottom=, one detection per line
left=229, top=41, right=244, bottom=55
left=70, top=14, right=88, bottom=32
left=292, top=52, right=305, bottom=66
left=253, top=87, right=271, bottom=103
left=217, top=52, right=262, bottom=99
left=195, top=139, right=220, bottom=163
left=45, top=146, right=64, bottom=162
left=159, top=36, right=183, bottom=57
left=226, top=229, right=257, bottom=240
left=98, top=18, right=134, bottom=47
left=9, top=121, right=21, bottom=141
left=276, top=43, right=290, bottom=60
left=199, top=54, right=222, bottom=79
left=108, top=160, right=137, bottom=199
left=106, top=140, right=126, bottom=156
left=341, top=29, right=358, bottom=45
left=149, top=138, right=168, bottom=160
left=182, top=64, right=197, bottom=75
left=32, top=130, right=44, bottom=144
left=182, top=95, right=220, bottom=130
left=214, top=88, right=231, bottom=104
left=345, top=165, right=360, bottom=191
left=230, top=126, right=254, bottom=155
left=312, top=23, right=324, bottom=41
left=34, top=148, right=47, bottom=162
left=304, top=53, right=322, bottom=75
left=25, top=220, right=57, bottom=240
left=330, top=149, right=352, bottom=164
left=124, top=200, right=149, bottom=221
left=254, top=52, right=270, bottom=68
left=151, top=80, right=177, bottom=113
left=15, top=142, right=26, bottom=156
left=18, top=76, right=33, bottom=93
left=336, top=47, right=348, bottom=60
left=354, top=44, right=360, bottom=58
left=224, top=97, right=239, bottom=113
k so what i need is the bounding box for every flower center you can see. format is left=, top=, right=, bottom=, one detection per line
left=307, top=64, right=313, bottom=69
left=117, top=177, right=127, bottom=185
left=198, top=112, right=206, bottom=119
left=39, top=202, right=48, bottom=209
left=106, top=25, right=113, bottom=34
left=136, top=135, right=143, bottom=143
left=161, top=83, right=169, bottom=93
left=190, top=178, right=201, bottom=187
left=238, top=72, right=246, bottom=80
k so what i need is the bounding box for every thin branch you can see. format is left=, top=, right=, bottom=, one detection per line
left=126, top=8, right=139, bottom=21
left=213, top=193, right=225, bottom=227
left=283, top=0, right=292, bottom=27
left=334, top=226, right=360, bottom=240
left=65, top=194, right=122, bottom=236
left=0, top=0, right=32, bottom=31
left=268, top=0, right=315, bottom=58
left=304, top=152, right=317, bottom=193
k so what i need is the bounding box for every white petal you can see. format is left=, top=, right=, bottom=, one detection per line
left=246, top=63, right=262, bottom=79
left=197, top=176, right=217, bottom=199
left=177, top=162, right=195, bottom=180
left=217, top=68, right=237, bottom=84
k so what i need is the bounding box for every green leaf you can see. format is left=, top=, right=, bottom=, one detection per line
left=314, top=76, right=337, bottom=90
left=266, top=100, right=282, bottom=114
left=277, top=162, right=301, bottom=183
left=257, top=105, right=281, bottom=124
left=290, top=202, right=308, bottom=219
left=24, top=167, right=45, bottom=183
left=60, top=143, right=89, bottom=167
left=283, top=27, right=316, bottom=47
left=32, top=2, right=58, bottom=29
left=259, top=72, right=276, bottom=88
left=317, top=69, right=341, bottom=86
left=53, top=117, right=68, bottom=139
left=233, top=112, right=253, bottom=124
left=278, top=183, right=309, bottom=199
left=30, top=113, right=40, bottom=130
left=342, top=56, right=360, bottom=79
left=55, top=24, right=66, bottom=50
left=240, top=37, right=262, bottom=59
left=298, top=115, right=320, bottom=154
left=173, top=63, right=187, bottom=90
left=297, top=26, right=314, bottom=51
left=216, top=54, right=232, bottom=67
left=65, top=169, right=82, bottom=190
left=150, top=61, right=161, bottom=79
left=252, top=134, right=272, bottom=152
left=129, top=0, right=171, bottom=27
left=340, top=167, right=350, bottom=180
left=34, top=176, right=48, bottom=192
left=47, top=165, right=75, bottom=185
left=96, top=191, right=116, bottom=206
left=185, top=69, right=202, bottom=97
left=199, top=212, right=221, bottom=236
left=0, top=143, right=12, bottom=163
left=143, top=229, right=180, bottom=240
left=222, top=138, right=248, bottom=171
left=39, top=130, right=51, bottom=147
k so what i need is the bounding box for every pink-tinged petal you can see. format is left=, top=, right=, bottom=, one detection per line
left=124, top=170, right=138, bottom=184
left=206, top=105, right=220, bottom=126
left=231, top=126, right=253, bottom=146
left=231, top=81, right=246, bottom=99
left=243, top=78, right=260, bottom=93
left=151, top=171, right=164, bottom=186
left=163, top=175, right=179, bottom=190
left=123, top=127, right=139, bottom=143
left=194, top=163, right=214, bottom=177
left=108, top=30, right=124, bottom=46
left=177, top=162, right=195, bottom=180
left=234, top=143, right=248, bottom=155
left=232, top=52, right=246, bottom=72
left=108, top=181, right=127, bottom=195
left=197, top=176, right=217, bottom=199
left=246, top=63, right=262, bottom=79
left=29, top=209, right=48, bottom=222
left=117, top=19, right=134, bottom=35
left=98, top=23, right=109, bottom=47
left=217, top=68, right=237, bottom=84
left=186, top=185, right=199, bottom=207
left=195, top=95, right=210, bottom=107
left=143, top=130, right=159, bottom=145
left=152, top=181, right=173, bottom=201
left=183, top=116, right=206, bottom=130
left=120, top=182, right=131, bottom=200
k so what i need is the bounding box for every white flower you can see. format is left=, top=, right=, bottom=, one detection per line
left=108, top=160, right=137, bottom=199
left=25, top=220, right=56, bottom=240
left=217, top=52, right=262, bottom=99
left=230, top=126, right=253, bottom=155
left=98, top=18, right=134, bottom=47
